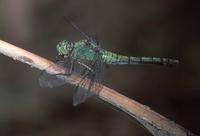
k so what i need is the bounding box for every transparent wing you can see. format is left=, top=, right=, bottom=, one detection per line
left=91, top=54, right=105, bottom=94
left=73, top=89, right=89, bottom=106
left=39, top=70, right=67, bottom=88
left=38, top=57, right=73, bottom=88
left=64, top=16, right=91, bottom=41
left=72, top=60, right=93, bottom=106
left=73, top=81, right=92, bottom=106
left=72, top=52, right=104, bottom=106
left=88, top=40, right=104, bottom=95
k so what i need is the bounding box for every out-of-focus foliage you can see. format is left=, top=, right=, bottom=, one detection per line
left=0, top=0, right=199, bottom=135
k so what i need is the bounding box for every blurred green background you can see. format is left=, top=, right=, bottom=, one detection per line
left=0, top=0, right=200, bottom=135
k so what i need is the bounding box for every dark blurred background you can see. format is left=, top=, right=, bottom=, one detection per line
left=0, top=0, right=200, bottom=136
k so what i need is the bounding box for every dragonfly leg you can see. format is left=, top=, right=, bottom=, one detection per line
left=68, top=58, right=75, bottom=75
left=77, top=61, right=94, bottom=73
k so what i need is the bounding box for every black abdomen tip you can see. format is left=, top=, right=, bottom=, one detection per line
left=164, top=58, right=179, bottom=65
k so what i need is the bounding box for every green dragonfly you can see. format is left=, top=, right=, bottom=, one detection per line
left=39, top=17, right=179, bottom=106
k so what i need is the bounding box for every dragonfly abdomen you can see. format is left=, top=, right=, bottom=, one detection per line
left=128, top=57, right=179, bottom=65
left=101, top=50, right=179, bottom=65
left=101, top=50, right=121, bottom=64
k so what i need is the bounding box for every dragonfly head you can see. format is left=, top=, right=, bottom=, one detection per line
left=56, top=40, right=73, bottom=56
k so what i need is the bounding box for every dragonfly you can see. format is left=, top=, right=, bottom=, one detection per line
left=39, top=17, right=179, bottom=106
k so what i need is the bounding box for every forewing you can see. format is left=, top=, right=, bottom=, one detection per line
left=91, top=55, right=105, bottom=94
left=73, top=83, right=92, bottom=106
left=39, top=71, right=68, bottom=88
left=72, top=62, right=92, bottom=106
left=73, top=88, right=88, bottom=106
left=38, top=58, right=72, bottom=88
left=72, top=53, right=104, bottom=106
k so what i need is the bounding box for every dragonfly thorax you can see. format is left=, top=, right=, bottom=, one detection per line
left=56, top=40, right=99, bottom=62
left=73, top=40, right=99, bottom=61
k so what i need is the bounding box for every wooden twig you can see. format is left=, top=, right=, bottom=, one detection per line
left=0, top=40, right=197, bottom=136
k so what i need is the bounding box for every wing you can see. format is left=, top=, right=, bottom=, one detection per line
left=64, top=16, right=91, bottom=41
left=72, top=52, right=104, bottom=106
left=64, top=16, right=99, bottom=49
left=38, top=57, right=73, bottom=88
left=73, top=80, right=92, bottom=106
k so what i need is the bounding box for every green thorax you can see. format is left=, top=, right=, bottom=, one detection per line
left=72, top=40, right=120, bottom=64
left=73, top=40, right=98, bottom=61
left=57, top=40, right=99, bottom=61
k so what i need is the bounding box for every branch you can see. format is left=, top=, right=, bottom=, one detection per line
left=0, top=40, right=197, bottom=136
